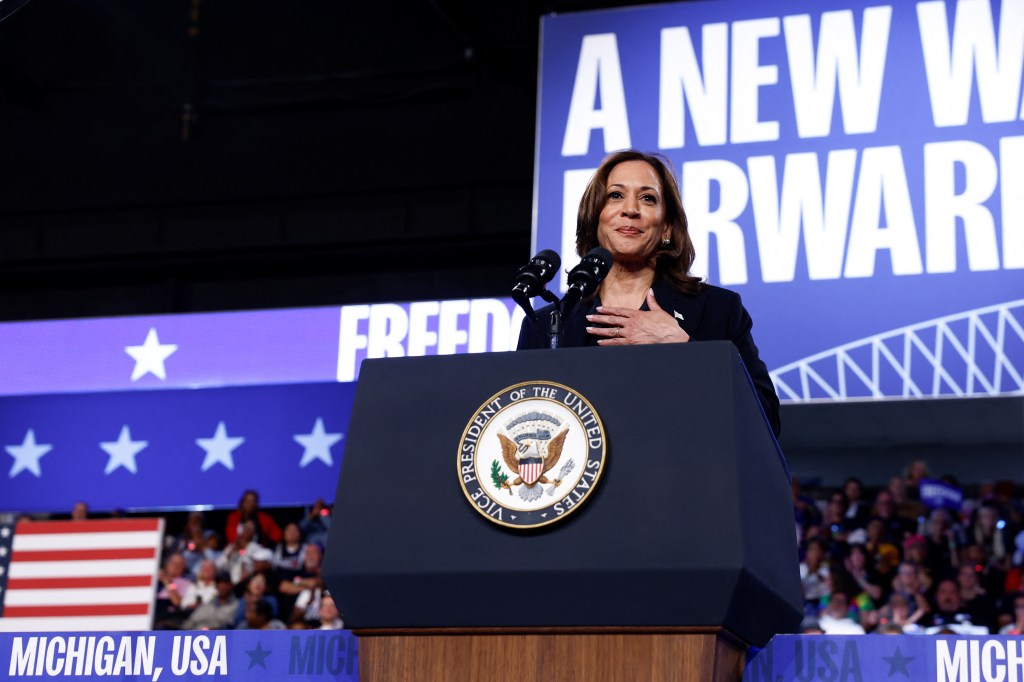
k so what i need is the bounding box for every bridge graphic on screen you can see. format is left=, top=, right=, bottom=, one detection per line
left=771, top=300, right=1024, bottom=402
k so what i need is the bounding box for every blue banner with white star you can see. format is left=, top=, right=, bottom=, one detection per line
left=0, top=630, right=358, bottom=680
left=0, top=383, right=352, bottom=512
left=744, top=634, right=1024, bottom=681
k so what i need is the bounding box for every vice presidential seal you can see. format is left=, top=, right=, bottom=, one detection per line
left=457, top=381, right=606, bottom=529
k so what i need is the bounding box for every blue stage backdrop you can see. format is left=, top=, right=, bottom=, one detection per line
left=534, top=0, right=1024, bottom=401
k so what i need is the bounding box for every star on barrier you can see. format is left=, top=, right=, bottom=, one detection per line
left=100, top=425, right=148, bottom=475
left=882, top=645, right=914, bottom=677
left=293, top=417, right=343, bottom=468
left=124, top=328, right=178, bottom=381
left=6, top=429, right=53, bottom=478
left=244, top=640, right=271, bottom=670
left=196, top=421, right=245, bottom=472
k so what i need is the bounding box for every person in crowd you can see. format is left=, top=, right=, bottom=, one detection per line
left=233, top=572, right=279, bottom=629
left=183, top=572, right=238, bottom=630
left=872, top=490, right=916, bottom=544
left=832, top=544, right=883, bottom=612
left=300, top=498, right=333, bottom=548
left=874, top=592, right=928, bottom=633
left=280, top=542, right=326, bottom=624
left=182, top=559, right=218, bottom=610
left=1004, top=531, right=1024, bottom=594
left=888, top=475, right=925, bottom=525
left=172, top=512, right=218, bottom=574
left=70, top=501, right=89, bottom=520
left=800, top=538, right=831, bottom=614
left=927, top=578, right=985, bottom=632
left=817, top=591, right=866, bottom=634
left=998, top=593, right=1024, bottom=634
left=218, top=519, right=273, bottom=584
left=922, top=508, right=960, bottom=582
left=890, top=562, right=931, bottom=622
left=903, top=534, right=927, bottom=568
left=959, top=542, right=1008, bottom=604
left=155, top=552, right=194, bottom=629
left=792, top=478, right=822, bottom=543
left=318, top=592, right=344, bottom=630
left=956, top=563, right=997, bottom=631
left=515, top=149, right=780, bottom=436
left=244, top=599, right=286, bottom=630
left=272, top=522, right=307, bottom=582
left=842, top=478, right=871, bottom=530
left=905, top=460, right=931, bottom=490
left=225, top=489, right=282, bottom=547
left=818, top=492, right=854, bottom=544
left=972, top=503, right=1009, bottom=571
left=863, top=517, right=901, bottom=578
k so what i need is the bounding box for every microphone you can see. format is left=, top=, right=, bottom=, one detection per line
left=512, top=249, right=561, bottom=319
left=561, top=247, right=613, bottom=310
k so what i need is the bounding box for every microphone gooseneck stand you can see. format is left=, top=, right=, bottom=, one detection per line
left=544, top=291, right=564, bottom=349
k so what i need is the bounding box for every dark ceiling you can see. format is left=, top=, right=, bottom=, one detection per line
left=0, top=0, right=669, bottom=322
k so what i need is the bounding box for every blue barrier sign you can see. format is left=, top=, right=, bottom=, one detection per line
left=744, top=634, right=1024, bottom=682
left=0, top=630, right=358, bottom=681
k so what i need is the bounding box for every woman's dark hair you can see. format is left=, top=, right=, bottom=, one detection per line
left=576, top=150, right=702, bottom=295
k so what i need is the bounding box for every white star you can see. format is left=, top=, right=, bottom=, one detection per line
left=124, top=328, right=178, bottom=381
left=0, top=527, right=9, bottom=538
left=293, top=418, right=343, bottom=468
left=0, top=546, right=6, bottom=557
left=100, top=426, right=148, bottom=475
left=196, top=421, right=245, bottom=472
left=6, top=429, right=53, bottom=478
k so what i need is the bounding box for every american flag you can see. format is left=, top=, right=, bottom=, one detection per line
left=0, top=518, right=163, bottom=632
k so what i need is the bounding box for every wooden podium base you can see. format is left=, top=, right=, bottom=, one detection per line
left=353, top=627, right=746, bottom=682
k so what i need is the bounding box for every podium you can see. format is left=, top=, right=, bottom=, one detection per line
left=324, top=342, right=801, bottom=681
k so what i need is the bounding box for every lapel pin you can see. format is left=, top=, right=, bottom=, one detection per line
left=673, top=311, right=685, bottom=322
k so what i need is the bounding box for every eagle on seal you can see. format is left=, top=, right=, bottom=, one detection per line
left=497, top=427, right=569, bottom=501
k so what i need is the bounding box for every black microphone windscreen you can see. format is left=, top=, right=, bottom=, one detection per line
left=535, top=249, right=561, bottom=272
left=587, top=247, right=613, bottom=275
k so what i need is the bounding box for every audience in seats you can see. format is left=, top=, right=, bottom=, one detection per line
left=41, top=471, right=1024, bottom=636
left=793, top=463, right=1024, bottom=635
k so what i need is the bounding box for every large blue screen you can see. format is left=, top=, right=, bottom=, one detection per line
left=533, top=0, right=1024, bottom=400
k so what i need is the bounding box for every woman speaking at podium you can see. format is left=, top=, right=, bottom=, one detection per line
left=517, top=150, right=781, bottom=437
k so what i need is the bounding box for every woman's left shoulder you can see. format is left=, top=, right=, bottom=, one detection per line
left=697, top=283, right=742, bottom=304
left=686, top=283, right=744, bottom=314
